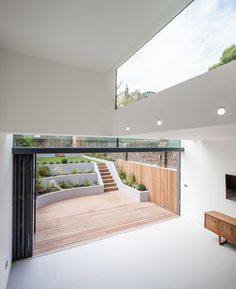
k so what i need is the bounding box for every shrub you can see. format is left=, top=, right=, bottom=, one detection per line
left=137, top=183, right=146, bottom=191
left=81, top=181, right=94, bottom=187
left=45, top=183, right=60, bottom=193
left=71, top=169, right=79, bottom=174
left=37, top=165, right=50, bottom=177
left=14, top=135, right=35, bottom=147
left=36, top=177, right=45, bottom=195
left=58, top=180, right=67, bottom=189
left=58, top=180, right=81, bottom=189
left=66, top=181, right=75, bottom=188
left=61, top=158, right=68, bottom=164
left=126, top=173, right=136, bottom=186
left=118, top=168, right=147, bottom=191
left=36, top=179, right=59, bottom=195
left=118, top=167, right=126, bottom=180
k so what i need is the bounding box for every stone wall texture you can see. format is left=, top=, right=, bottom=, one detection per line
left=106, top=152, right=177, bottom=169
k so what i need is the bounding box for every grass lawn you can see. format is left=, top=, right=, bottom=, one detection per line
left=37, top=156, right=102, bottom=164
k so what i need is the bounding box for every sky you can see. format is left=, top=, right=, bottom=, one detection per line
left=117, top=0, right=236, bottom=95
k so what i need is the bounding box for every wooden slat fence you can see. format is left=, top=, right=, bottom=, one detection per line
left=117, top=160, right=178, bottom=214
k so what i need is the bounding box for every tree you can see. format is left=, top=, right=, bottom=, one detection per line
left=209, top=44, right=236, bottom=71
left=14, top=135, right=35, bottom=147
left=117, top=96, right=135, bottom=108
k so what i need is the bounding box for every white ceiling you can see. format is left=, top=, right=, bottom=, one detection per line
left=0, top=0, right=192, bottom=73
left=128, top=124, right=236, bottom=141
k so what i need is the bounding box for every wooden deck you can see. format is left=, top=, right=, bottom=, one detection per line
left=34, top=191, right=176, bottom=255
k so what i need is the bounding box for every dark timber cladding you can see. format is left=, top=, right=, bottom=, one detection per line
left=12, top=147, right=184, bottom=154
left=13, top=154, right=34, bottom=261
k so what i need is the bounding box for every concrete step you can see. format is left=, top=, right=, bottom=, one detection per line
left=104, top=186, right=118, bottom=192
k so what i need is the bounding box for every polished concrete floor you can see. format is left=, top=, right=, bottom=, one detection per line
left=8, top=218, right=236, bottom=289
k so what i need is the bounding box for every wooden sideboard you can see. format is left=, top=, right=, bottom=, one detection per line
left=205, top=211, right=236, bottom=245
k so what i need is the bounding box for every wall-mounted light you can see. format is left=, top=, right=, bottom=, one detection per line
left=156, top=120, right=162, bottom=126
left=126, top=126, right=130, bottom=131
left=217, top=107, right=226, bottom=116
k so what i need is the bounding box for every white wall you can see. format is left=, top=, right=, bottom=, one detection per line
left=113, top=61, right=236, bottom=136
left=0, top=133, right=13, bottom=289
left=181, top=140, right=236, bottom=225
left=1, top=50, right=236, bottom=139
left=0, top=50, right=114, bottom=136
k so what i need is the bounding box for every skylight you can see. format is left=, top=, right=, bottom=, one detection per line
left=116, top=0, right=236, bottom=109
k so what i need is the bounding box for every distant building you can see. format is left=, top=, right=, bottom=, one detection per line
left=117, top=85, right=156, bottom=108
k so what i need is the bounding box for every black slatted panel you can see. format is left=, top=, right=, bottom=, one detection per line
left=13, top=154, right=34, bottom=261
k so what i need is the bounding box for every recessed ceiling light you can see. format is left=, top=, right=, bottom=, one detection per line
left=126, top=126, right=130, bottom=131
left=217, top=107, right=226, bottom=116
left=157, top=120, right=162, bottom=126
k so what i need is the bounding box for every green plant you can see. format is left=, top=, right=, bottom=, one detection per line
left=118, top=167, right=126, bottom=180
left=136, top=183, right=146, bottom=191
left=45, top=183, right=60, bottom=193
left=37, top=165, right=50, bottom=177
left=71, top=169, right=79, bottom=174
left=209, top=44, right=236, bottom=71
left=36, top=177, right=45, bottom=195
left=61, top=158, right=68, bottom=164
left=126, top=173, right=136, bottom=186
left=81, top=180, right=94, bottom=187
left=58, top=180, right=81, bottom=189
left=57, top=180, right=67, bottom=189
left=66, top=181, right=75, bottom=188
left=14, top=135, right=35, bottom=147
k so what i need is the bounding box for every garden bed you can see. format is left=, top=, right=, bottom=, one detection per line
left=36, top=184, right=104, bottom=209
left=36, top=161, right=104, bottom=208
left=46, top=162, right=94, bottom=176
left=41, top=172, right=97, bottom=187
left=85, top=156, right=150, bottom=202
left=37, top=156, right=91, bottom=164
